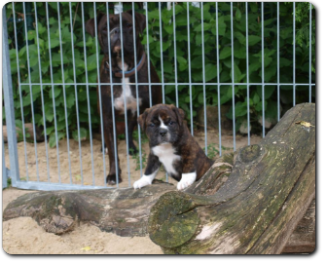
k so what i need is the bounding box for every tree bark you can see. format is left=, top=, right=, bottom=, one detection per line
left=3, top=181, right=176, bottom=236
left=3, top=103, right=315, bottom=254
left=281, top=199, right=315, bottom=254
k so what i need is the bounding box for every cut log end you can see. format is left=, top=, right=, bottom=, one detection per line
left=148, top=192, right=200, bottom=248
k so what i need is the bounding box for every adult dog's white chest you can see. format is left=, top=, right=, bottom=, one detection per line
left=151, top=143, right=181, bottom=176
left=114, top=62, right=142, bottom=114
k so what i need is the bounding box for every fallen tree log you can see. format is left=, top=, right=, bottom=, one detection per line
left=3, top=181, right=176, bottom=236
left=3, top=103, right=315, bottom=254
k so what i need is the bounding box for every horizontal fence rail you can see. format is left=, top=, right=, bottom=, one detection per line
left=3, top=2, right=315, bottom=191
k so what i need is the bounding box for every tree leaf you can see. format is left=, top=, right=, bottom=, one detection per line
left=49, top=131, right=65, bottom=148
left=204, top=64, right=218, bottom=81
left=219, top=46, right=231, bottom=60
left=66, top=91, right=75, bottom=108
left=193, top=22, right=211, bottom=32
left=72, top=127, right=88, bottom=141
left=248, top=35, right=261, bottom=46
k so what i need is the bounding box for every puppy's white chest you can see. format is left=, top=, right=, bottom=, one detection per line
left=152, top=143, right=180, bottom=176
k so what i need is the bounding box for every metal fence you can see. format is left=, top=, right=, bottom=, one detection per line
left=2, top=2, right=315, bottom=191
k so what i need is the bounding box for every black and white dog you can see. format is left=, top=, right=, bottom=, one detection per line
left=86, top=10, right=162, bottom=184
left=134, top=104, right=213, bottom=190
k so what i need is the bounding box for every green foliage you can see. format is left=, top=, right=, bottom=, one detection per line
left=203, top=143, right=232, bottom=160
left=6, top=2, right=105, bottom=147
left=5, top=2, right=315, bottom=146
left=204, top=143, right=220, bottom=160
left=144, top=2, right=315, bottom=131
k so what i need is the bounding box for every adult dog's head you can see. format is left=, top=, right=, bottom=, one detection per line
left=86, top=10, right=146, bottom=59
left=138, top=104, right=185, bottom=147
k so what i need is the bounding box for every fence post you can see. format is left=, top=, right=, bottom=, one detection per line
left=2, top=137, right=7, bottom=189
left=2, top=5, right=20, bottom=186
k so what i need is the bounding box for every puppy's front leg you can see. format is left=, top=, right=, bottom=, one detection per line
left=177, top=172, right=197, bottom=191
left=133, top=153, right=161, bottom=189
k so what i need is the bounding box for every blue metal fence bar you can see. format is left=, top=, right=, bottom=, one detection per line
left=19, top=82, right=316, bottom=87
left=201, top=2, right=208, bottom=155
left=95, top=2, right=107, bottom=185
left=46, top=2, right=61, bottom=182
left=2, top=137, right=7, bottom=189
left=145, top=2, right=152, bottom=107
left=230, top=3, right=236, bottom=151
left=158, top=3, right=168, bottom=182
left=2, top=6, right=20, bottom=186
left=215, top=2, right=222, bottom=157
left=159, top=2, right=165, bottom=104
left=69, top=2, right=84, bottom=183
left=81, top=2, right=96, bottom=186
left=293, top=2, right=296, bottom=106
left=57, top=2, right=72, bottom=182
left=131, top=2, right=143, bottom=178
left=173, top=2, right=179, bottom=107
left=261, top=2, right=265, bottom=138
left=118, top=2, right=131, bottom=187
left=103, top=2, right=119, bottom=186
left=19, top=81, right=316, bottom=87
left=246, top=2, right=250, bottom=145
left=277, top=2, right=280, bottom=121
left=94, top=4, right=106, bottom=184
left=309, top=4, right=312, bottom=102
left=34, top=2, right=51, bottom=182
left=12, top=181, right=115, bottom=191
left=309, top=3, right=312, bottom=103
left=186, top=2, right=194, bottom=136
left=12, top=2, right=29, bottom=178
left=23, top=2, right=40, bottom=181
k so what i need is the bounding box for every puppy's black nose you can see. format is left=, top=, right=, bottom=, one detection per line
left=159, top=129, right=167, bottom=137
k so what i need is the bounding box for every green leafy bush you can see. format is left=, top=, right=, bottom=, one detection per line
left=144, top=2, right=315, bottom=131
left=4, top=2, right=315, bottom=147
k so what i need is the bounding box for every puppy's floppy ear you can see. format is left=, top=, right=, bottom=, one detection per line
left=85, top=12, right=105, bottom=37
left=138, top=108, right=150, bottom=131
left=170, top=105, right=185, bottom=126
left=125, top=10, right=146, bottom=34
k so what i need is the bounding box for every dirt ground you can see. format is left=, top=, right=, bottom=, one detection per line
left=3, top=129, right=262, bottom=254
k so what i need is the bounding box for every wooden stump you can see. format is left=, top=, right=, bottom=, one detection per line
left=3, top=103, right=315, bottom=254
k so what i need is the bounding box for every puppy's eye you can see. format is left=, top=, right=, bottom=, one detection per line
left=168, top=121, right=175, bottom=126
left=149, top=122, right=155, bottom=127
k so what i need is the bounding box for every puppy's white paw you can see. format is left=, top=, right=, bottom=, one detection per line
left=133, top=177, right=152, bottom=189
left=133, top=170, right=159, bottom=189
left=177, top=172, right=197, bottom=190
left=177, top=181, right=191, bottom=190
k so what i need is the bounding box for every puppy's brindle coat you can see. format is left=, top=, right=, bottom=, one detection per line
left=134, top=104, right=213, bottom=190
left=86, top=10, right=161, bottom=184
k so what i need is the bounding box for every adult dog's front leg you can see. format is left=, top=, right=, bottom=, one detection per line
left=103, top=113, right=122, bottom=185
left=127, top=111, right=138, bottom=155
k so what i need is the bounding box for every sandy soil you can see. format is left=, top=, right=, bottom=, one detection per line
left=3, top=129, right=262, bottom=254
